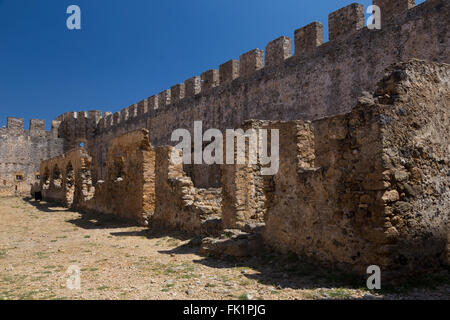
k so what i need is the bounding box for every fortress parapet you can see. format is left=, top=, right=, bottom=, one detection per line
left=75, top=0, right=447, bottom=143
left=328, top=3, right=365, bottom=41
left=294, top=22, right=324, bottom=57
left=4, top=117, right=56, bottom=138
left=51, top=0, right=449, bottom=165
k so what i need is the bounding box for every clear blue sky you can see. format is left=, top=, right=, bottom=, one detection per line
left=0, top=0, right=424, bottom=129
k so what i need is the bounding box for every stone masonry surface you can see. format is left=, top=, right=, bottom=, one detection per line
left=1, top=0, right=449, bottom=279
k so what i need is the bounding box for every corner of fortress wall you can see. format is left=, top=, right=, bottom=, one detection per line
left=0, top=118, right=64, bottom=196
left=52, top=0, right=449, bottom=157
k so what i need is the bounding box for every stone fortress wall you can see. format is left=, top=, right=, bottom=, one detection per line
left=51, top=0, right=449, bottom=187
left=1, top=0, right=449, bottom=278
left=39, top=59, right=449, bottom=278
left=0, top=118, right=63, bottom=196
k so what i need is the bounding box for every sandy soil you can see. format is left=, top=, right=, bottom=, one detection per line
left=0, top=197, right=448, bottom=300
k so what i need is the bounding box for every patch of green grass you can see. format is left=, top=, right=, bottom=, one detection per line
left=1, top=276, right=14, bottom=284
left=166, top=238, right=180, bottom=246
left=238, top=293, right=250, bottom=300
left=178, top=273, right=200, bottom=280
left=239, top=280, right=251, bottom=287
left=97, top=286, right=109, bottom=291
left=89, top=268, right=99, bottom=272
left=84, top=235, right=91, bottom=239
left=35, top=252, right=48, bottom=259
left=164, top=267, right=176, bottom=275
left=220, top=275, right=230, bottom=283
left=44, top=265, right=56, bottom=269
left=0, top=250, right=6, bottom=259
left=18, top=290, right=39, bottom=300
left=30, top=276, right=46, bottom=282
left=205, top=283, right=217, bottom=288
left=325, top=288, right=352, bottom=300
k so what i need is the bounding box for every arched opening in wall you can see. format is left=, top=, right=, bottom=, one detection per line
left=101, top=145, right=108, bottom=181
left=81, top=161, right=95, bottom=202
left=42, top=168, right=50, bottom=190
left=183, top=141, right=222, bottom=188
left=79, top=142, right=85, bottom=148
left=3, top=180, right=6, bottom=186
left=65, top=162, right=75, bottom=206
left=112, top=157, right=125, bottom=181
left=53, top=165, right=62, bottom=189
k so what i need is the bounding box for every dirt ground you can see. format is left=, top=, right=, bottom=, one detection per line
left=0, top=196, right=448, bottom=300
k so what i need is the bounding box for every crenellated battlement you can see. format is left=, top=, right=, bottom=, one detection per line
left=1, top=117, right=59, bottom=138
left=107, top=0, right=417, bottom=118
left=53, top=0, right=448, bottom=153
left=0, top=116, right=64, bottom=196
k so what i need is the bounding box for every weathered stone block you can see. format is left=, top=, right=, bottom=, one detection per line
left=239, top=49, right=264, bottom=76
left=127, top=105, right=137, bottom=119
left=294, top=22, right=324, bottom=56
left=185, top=76, right=201, bottom=97
left=265, top=36, right=292, bottom=66
left=328, top=3, right=365, bottom=41
left=158, top=90, right=171, bottom=108
left=113, top=112, right=120, bottom=126
left=148, top=95, right=159, bottom=111
left=201, top=69, right=220, bottom=91
left=6, top=117, right=24, bottom=132
left=137, top=99, right=148, bottom=117
left=120, top=108, right=129, bottom=122
left=171, top=83, right=185, bottom=103
left=219, top=59, right=240, bottom=83
left=29, top=119, right=45, bottom=136
left=104, top=113, right=113, bottom=128
left=373, top=0, right=415, bottom=25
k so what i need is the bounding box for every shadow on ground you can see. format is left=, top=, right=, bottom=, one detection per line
left=24, top=197, right=70, bottom=213
left=25, top=197, right=138, bottom=230
left=23, top=197, right=450, bottom=296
